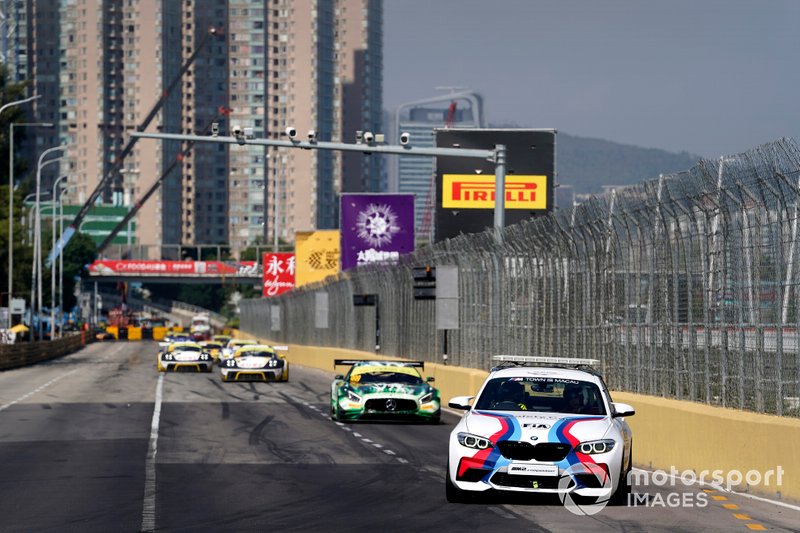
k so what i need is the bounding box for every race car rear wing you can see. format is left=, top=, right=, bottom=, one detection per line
left=333, top=359, right=425, bottom=369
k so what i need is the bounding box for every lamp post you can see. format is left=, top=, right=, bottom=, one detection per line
left=3, top=95, right=44, bottom=326
left=50, top=175, right=69, bottom=338
left=32, top=145, right=70, bottom=340
left=58, top=184, right=76, bottom=339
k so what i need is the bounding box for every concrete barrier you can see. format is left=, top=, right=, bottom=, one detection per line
left=241, top=333, right=800, bottom=503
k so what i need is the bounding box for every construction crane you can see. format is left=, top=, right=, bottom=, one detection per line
left=97, top=108, right=232, bottom=254
left=48, top=26, right=224, bottom=265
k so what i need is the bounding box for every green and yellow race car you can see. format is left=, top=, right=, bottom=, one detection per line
left=330, top=360, right=440, bottom=423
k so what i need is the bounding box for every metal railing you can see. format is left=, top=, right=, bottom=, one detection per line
left=241, top=138, right=800, bottom=417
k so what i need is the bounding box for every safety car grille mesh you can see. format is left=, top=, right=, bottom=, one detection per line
left=496, top=441, right=571, bottom=462
left=491, top=472, right=560, bottom=489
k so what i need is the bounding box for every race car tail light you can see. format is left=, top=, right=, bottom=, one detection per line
left=577, top=439, right=616, bottom=455
left=457, top=432, right=492, bottom=450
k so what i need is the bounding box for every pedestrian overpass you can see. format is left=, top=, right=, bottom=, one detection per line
left=88, top=259, right=261, bottom=285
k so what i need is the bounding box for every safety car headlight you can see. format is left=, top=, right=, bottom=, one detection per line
left=225, top=359, right=237, bottom=368
left=576, top=439, right=616, bottom=455
left=457, top=432, right=493, bottom=450
left=419, top=392, right=433, bottom=404
left=268, top=359, right=278, bottom=367
left=163, top=353, right=173, bottom=361
left=199, top=353, right=209, bottom=361
left=347, top=390, right=362, bottom=403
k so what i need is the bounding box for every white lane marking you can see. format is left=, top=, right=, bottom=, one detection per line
left=0, top=369, right=79, bottom=412
left=631, top=467, right=800, bottom=512
left=383, top=449, right=396, bottom=456
left=361, top=438, right=373, bottom=443
left=141, top=373, right=164, bottom=533
left=371, top=443, right=383, bottom=449
left=397, top=458, right=409, bottom=464
left=352, top=432, right=362, bottom=438
left=488, top=507, right=517, bottom=519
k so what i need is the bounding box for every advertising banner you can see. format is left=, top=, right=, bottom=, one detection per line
left=89, top=260, right=260, bottom=277
left=340, top=193, right=415, bottom=271
left=295, top=230, right=340, bottom=287
left=435, top=129, right=555, bottom=241
left=262, top=253, right=295, bottom=297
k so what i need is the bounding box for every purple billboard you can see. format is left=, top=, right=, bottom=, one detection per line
left=340, top=193, right=415, bottom=271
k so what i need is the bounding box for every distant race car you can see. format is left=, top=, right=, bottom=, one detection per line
left=219, top=338, right=258, bottom=361
left=198, top=340, right=224, bottom=362
left=219, top=344, right=289, bottom=382
left=445, top=356, right=634, bottom=505
left=330, top=360, right=440, bottom=423
left=158, top=332, right=192, bottom=349
left=157, top=341, right=214, bottom=373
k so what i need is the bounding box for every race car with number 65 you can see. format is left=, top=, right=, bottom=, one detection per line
left=446, top=356, right=634, bottom=507
left=330, top=360, right=440, bottom=423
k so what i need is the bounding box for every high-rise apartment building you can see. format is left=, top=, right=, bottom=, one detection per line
left=8, top=0, right=382, bottom=256
left=390, top=91, right=484, bottom=240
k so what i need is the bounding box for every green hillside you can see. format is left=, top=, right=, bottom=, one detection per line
left=557, top=133, right=700, bottom=194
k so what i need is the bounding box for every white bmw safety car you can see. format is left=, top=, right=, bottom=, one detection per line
left=446, top=356, right=634, bottom=505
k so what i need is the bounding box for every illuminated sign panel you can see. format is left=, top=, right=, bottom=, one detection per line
left=442, top=174, right=547, bottom=209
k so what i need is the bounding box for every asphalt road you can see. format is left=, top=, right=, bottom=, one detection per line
left=0, top=341, right=798, bottom=532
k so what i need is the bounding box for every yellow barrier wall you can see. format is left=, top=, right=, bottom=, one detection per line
left=105, top=326, right=118, bottom=340
left=243, top=333, right=800, bottom=502
left=127, top=327, right=142, bottom=341
left=152, top=327, right=168, bottom=341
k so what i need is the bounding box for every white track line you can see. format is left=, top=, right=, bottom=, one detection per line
left=141, top=373, right=164, bottom=532
left=0, top=368, right=79, bottom=412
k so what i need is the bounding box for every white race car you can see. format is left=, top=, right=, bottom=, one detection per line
left=219, top=344, right=289, bottom=382
left=446, top=356, right=634, bottom=506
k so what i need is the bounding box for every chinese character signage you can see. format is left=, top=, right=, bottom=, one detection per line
left=262, top=253, right=295, bottom=297
left=340, top=193, right=415, bottom=271
left=295, top=230, right=340, bottom=287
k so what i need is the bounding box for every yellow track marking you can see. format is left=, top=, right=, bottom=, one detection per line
left=745, top=524, right=767, bottom=531
left=733, top=513, right=751, bottom=520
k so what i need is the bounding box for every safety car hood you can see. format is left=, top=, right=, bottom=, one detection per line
left=352, top=382, right=428, bottom=396
left=466, top=410, right=610, bottom=444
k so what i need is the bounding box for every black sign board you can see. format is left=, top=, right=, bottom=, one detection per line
left=352, top=294, right=377, bottom=306
left=435, top=129, right=555, bottom=242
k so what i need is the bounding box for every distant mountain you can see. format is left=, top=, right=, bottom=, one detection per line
left=556, top=133, right=700, bottom=195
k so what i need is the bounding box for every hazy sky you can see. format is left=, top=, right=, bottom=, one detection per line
left=383, top=0, right=800, bottom=158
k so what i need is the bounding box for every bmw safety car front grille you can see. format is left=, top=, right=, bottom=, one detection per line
left=490, top=472, right=560, bottom=489
left=364, top=398, right=417, bottom=412
left=496, top=441, right=571, bottom=462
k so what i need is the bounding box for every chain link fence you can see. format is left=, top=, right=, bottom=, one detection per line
left=241, top=138, right=800, bottom=417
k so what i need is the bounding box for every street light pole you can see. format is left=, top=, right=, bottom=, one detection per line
left=50, top=175, right=69, bottom=338
left=32, top=145, right=70, bottom=340
left=58, top=185, right=76, bottom=339
left=3, top=95, right=44, bottom=326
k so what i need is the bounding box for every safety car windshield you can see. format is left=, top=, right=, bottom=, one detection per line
left=475, top=376, right=606, bottom=415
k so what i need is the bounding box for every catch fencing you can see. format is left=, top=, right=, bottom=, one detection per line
left=241, top=138, right=800, bottom=417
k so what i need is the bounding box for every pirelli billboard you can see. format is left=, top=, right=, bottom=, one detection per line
left=435, top=129, right=555, bottom=241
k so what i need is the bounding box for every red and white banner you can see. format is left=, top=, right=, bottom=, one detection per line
left=262, top=253, right=295, bottom=297
left=89, top=260, right=260, bottom=277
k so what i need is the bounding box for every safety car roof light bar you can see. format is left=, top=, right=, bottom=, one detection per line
left=491, top=355, right=601, bottom=372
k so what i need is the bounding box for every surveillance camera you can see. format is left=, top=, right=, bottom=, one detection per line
left=363, top=131, right=374, bottom=144
left=307, top=129, right=317, bottom=142
left=211, top=122, right=220, bottom=138
left=285, top=126, right=297, bottom=139
left=232, top=124, right=243, bottom=137
left=399, top=132, right=411, bottom=145
left=243, top=127, right=254, bottom=140
left=355, top=130, right=364, bottom=144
